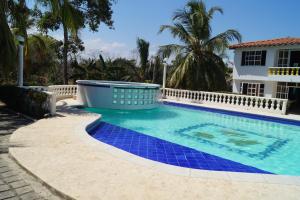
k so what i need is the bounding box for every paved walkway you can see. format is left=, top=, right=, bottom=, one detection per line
left=0, top=105, right=61, bottom=200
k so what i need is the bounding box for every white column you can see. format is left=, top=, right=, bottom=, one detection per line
left=162, top=62, right=167, bottom=98
left=17, top=36, right=25, bottom=87
left=232, top=79, right=240, bottom=93
left=264, top=81, right=277, bottom=98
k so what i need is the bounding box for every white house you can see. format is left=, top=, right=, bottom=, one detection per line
left=230, top=37, right=300, bottom=108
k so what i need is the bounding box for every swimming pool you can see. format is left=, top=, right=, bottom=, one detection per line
left=85, top=102, right=300, bottom=176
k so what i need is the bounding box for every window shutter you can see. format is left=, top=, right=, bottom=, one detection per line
left=261, top=50, right=267, bottom=66
left=241, top=52, right=246, bottom=66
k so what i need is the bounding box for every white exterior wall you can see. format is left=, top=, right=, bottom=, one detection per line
left=264, top=81, right=277, bottom=98
left=232, top=44, right=300, bottom=97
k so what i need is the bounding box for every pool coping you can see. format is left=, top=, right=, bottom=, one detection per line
left=8, top=99, right=300, bottom=200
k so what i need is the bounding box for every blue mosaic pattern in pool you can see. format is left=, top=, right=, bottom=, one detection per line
left=88, top=122, right=272, bottom=174
left=174, top=123, right=289, bottom=160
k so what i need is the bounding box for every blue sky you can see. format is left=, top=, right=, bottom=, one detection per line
left=29, top=0, right=300, bottom=59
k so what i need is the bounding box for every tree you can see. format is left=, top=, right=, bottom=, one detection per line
left=36, top=0, right=114, bottom=84
left=105, top=57, right=141, bottom=81
left=25, top=34, right=62, bottom=85
left=149, top=55, right=164, bottom=84
left=136, top=37, right=150, bottom=79
left=158, top=0, right=241, bottom=91
left=0, top=1, right=17, bottom=81
left=70, top=54, right=106, bottom=82
left=0, top=0, right=40, bottom=84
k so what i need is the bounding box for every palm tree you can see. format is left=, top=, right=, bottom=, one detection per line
left=158, top=0, right=241, bottom=91
left=0, top=0, right=45, bottom=84
left=10, top=0, right=40, bottom=81
left=105, top=58, right=141, bottom=82
left=136, top=38, right=150, bottom=81
left=0, top=0, right=17, bottom=80
left=38, top=0, right=84, bottom=84
left=149, top=55, right=164, bottom=84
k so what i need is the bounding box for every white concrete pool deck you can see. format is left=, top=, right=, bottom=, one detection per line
left=9, top=99, right=300, bottom=200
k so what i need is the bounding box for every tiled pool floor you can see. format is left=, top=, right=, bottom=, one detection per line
left=89, top=122, right=272, bottom=174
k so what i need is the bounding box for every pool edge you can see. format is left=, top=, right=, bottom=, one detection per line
left=163, top=100, right=300, bottom=126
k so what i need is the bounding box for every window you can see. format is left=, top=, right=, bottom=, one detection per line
left=276, top=82, right=289, bottom=99
left=240, top=82, right=264, bottom=97
left=277, top=50, right=289, bottom=67
left=241, top=50, right=267, bottom=66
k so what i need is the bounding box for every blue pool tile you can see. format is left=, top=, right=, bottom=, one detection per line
left=88, top=122, right=272, bottom=174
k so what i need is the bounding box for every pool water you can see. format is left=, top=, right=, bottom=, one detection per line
left=84, top=103, right=300, bottom=176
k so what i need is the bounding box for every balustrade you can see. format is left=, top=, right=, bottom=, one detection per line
left=268, top=67, right=300, bottom=76
left=162, top=88, right=287, bottom=115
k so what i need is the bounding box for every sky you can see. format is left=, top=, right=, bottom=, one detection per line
left=28, top=0, right=300, bottom=60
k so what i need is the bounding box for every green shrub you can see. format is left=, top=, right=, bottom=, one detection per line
left=0, top=86, right=51, bottom=119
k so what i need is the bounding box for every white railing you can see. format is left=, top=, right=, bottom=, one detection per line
left=268, top=67, right=300, bottom=76
left=26, top=85, right=288, bottom=115
left=27, top=85, right=77, bottom=100
left=162, top=88, right=288, bottom=115
left=48, top=85, right=77, bottom=100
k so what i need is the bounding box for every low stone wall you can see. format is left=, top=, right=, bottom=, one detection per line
left=0, top=86, right=55, bottom=119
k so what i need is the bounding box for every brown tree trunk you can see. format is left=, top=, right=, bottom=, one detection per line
left=63, top=24, right=68, bottom=84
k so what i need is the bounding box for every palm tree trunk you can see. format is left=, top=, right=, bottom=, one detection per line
left=63, top=24, right=68, bottom=84
left=152, top=64, right=156, bottom=83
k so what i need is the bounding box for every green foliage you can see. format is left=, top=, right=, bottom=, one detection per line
left=136, top=38, right=150, bottom=72
left=35, top=0, right=115, bottom=84
left=105, top=58, right=141, bottom=81
left=70, top=55, right=142, bottom=83
left=0, top=1, right=17, bottom=78
left=24, top=34, right=62, bottom=85
left=70, top=58, right=103, bottom=81
left=159, top=0, right=241, bottom=91
left=149, top=56, right=164, bottom=84
left=0, top=86, right=51, bottom=119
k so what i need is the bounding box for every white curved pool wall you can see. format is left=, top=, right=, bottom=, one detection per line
left=76, top=80, right=161, bottom=110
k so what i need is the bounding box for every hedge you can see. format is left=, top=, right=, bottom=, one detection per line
left=0, top=86, right=53, bottom=119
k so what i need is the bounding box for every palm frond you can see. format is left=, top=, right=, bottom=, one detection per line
left=169, top=52, right=194, bottom=88
left=208, top=6, right=223, bottom=19
left=61, top=1, right=84, bottom=36
left=205, top=29, right=242, bottom=53
left=158, top=44, right=185, bottom=58
left=136, top=37, right=149, bottom=70
left=30, top=34, right=47, bottom=49
left=159, top=23, right=191, bottom=44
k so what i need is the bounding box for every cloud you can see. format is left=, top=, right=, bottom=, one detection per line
left=28, top=26, right=39, bottom=35
left=80, top=38, right=131, bottom=59
left=33, top=29, right=158, bottom=60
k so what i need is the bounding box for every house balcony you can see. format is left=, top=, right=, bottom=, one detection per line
left=268, top=67, right=300, bottom=76
left=268, top=67, right=300, bottom=82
